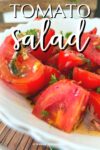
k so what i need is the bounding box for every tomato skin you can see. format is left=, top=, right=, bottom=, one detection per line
left=46, top=53, right=59, bottom=68
left=33, top=80, right=89, bottom=132
left=58, top=50, right=85, bottom=73
left=0, top=58, right=60, bottom=95
left=79, top=28, right=100, bottom=65
left=0, top=33, right=60, bottom=95
left=71, top=28, right=97, bottom=52
left=89, top=92, right=100, bottom=119
left=83, top=36, right=100, bottom=66
left=0, top=35, right=14, bottom=61
left=73, top=67, right=100, bottom=89
left=44, top=65, right=60, bottom=82
left=0, top=49, right=60, bottom=95
left=30, top=28, right=55, bottom=63
left=72, top=28, right=100, bottom=65
left=0, top=54, right=45, bottom=95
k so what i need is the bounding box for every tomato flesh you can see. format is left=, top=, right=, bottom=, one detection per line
left=30, top=28, right=55, bottom=63
left=73, top=67, right=100, bottom=89
left=80, top=28, right=100, bottom=65
left=58, top=50, right=85, bottom=73
left=33, top=80, right=89, bottom=132
left=89, top=92, right=100, bottom=119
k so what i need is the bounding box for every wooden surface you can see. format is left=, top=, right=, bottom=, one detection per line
left=0, top=23, right=21, bottom=32
left=0, top=121, right=50, bottom=150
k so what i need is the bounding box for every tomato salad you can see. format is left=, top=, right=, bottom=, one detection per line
left=0, top=24, right=100, bottom=133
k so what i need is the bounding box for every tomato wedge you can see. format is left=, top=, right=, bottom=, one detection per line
left=79, top=28, right=100, bottom=65
left=46, top=53, right=59, bottom=68
left=0, top=55, right=60, bottom=95
left=73, top=67, right=100, bottom=89
left=30, top=28, right=55, bottom=63
left=0, top=35, right=14, bottom=61
left=58, top=50, right=85, bottom=73
left=89, top=92, right=100, bottom=119
left=33, top=80, right=89, bottom=132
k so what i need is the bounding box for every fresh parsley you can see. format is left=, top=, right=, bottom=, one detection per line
left=50, top=147, right=59, bottom=150
left=96, top=87, right=100, bottom=93
left=95, top=45, right=100, bottom=50
left=25, top=29, right=37, bottom=36
left=85, top=58, right=91, bottom=64
left=65, top=32, right=72, bottom=39
left=49, top=74, right=58, bottom=85
left=9, top=52, right=21, bottom=76
left=41, top=110, right=49, bottom=117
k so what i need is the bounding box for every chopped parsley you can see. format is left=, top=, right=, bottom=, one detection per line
left=50, top=147, right=59, bottom=150
left=9, top=52, right=21, bottom=76
left=41, top=110, right=49, bottom=117
left=96, top=87, right=100, bottom=93
left=85, top=58, right=91, bottom=64
left=95, top=45, right=100, bottom=50
left=25, top=29, right=37, bottom=36
left=49, top=74, right=58, bottom=85
left=9, top=59, right=21, bottom=76
left=65, top=32, right=72, bottom=39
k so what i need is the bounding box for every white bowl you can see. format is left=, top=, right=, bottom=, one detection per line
left=0, top=18, right=100, bottom=150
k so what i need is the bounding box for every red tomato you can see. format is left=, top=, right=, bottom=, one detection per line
left=73, top=67, right=100, bottom=89
left=83, top=36, right=100, bottom=66
left=44, top=65, right=60, bottom=83
left=79, top=28, right=100, bottom=65
left=58, top=50, right=85, bottom=73
left=46, top=53, right=59, bottom=68
left=0, top=33, right=61, bottom=95
left=0, top=33, right=60, bottom=94
left=0, top=35, right=14, bottom=61
left=0, top=49, right=60, bottom=95
left=89, top=92, right=100, bottom=119
left=71, top=28, right=97, bottom=51
left=33, top=80, right=89, bottom=132
left=0, top=54, right=44, bottom=95
left=30, top=28, right=55, bottom=63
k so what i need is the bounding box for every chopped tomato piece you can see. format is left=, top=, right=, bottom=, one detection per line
left=0, top=56, right=59, bottom=95
left=30, top=28, right=55, bottom=63
left=0, top=33, right=60, bottom=95
left=33, top=80, right=89, bottom=132
left=83, top=36, right=100, bottom=66
left=79, top=28, right=100, bottom=65
left=89, top=92, right=100, bottom=119
left=58, top=50, right=85, bottom=73
left=73, top=67, right=100, bottom=89
left=0, top=35, right=14, bottom=61
left=46, top=53, right=59, bottom=68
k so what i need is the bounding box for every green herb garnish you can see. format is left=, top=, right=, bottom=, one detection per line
left=49, top=74, right=58, bottom=85
left=25, top=29, right=37, bottom=36
left=96, top=87, right=100, bottom=93
left=85, top=58, right=91, bottom=64
left=41, top=110, right=49, bottom=117
left=10, top=59, right=21, bottom=76
left=9, top=52, right=21, bottom=76
left=95, top=45, right=100, bottom=50
left=65, top=32, right=72, bottom=39
left=50, top=147, right=59, bottom=150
